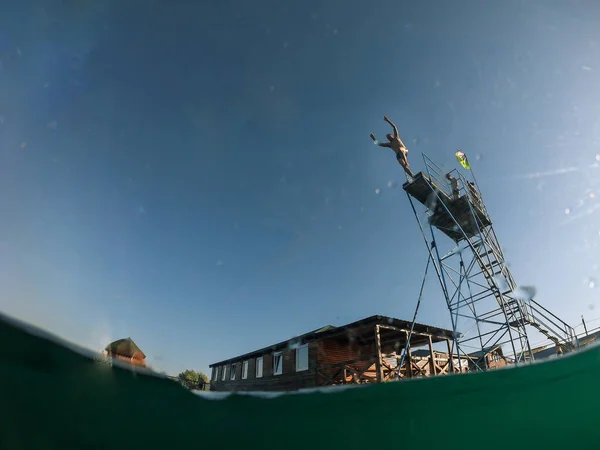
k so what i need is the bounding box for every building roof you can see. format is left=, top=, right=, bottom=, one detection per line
left=105, top=337, right=146, bottom=359
left=468, top=345, right=503, bottom=359
left=411, top=346, right=502, bottom=359
left=577, top=329, right=600, bottom=347
left=209, top=315, right=455, bottom=368
left=411, top=349, right=437, bottom=358
left=530, top=345, right=558, bottom=360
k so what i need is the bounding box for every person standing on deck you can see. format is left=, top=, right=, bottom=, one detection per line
left=370, top=116, right=414, bottom=177
left=446, top=173, right=460, bottom=200
left=467, top=180, right=486, bottom=210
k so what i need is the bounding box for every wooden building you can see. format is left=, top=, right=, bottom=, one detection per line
left=209, top=315, right=463, bottom=392
left=468, top=346, right=509, bottom=370
left=413, top=345, right=509, bottom=372
left=104, top=337, right=147, bottom=367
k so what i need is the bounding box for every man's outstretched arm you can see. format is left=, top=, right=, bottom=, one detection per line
left=370, top=133, right=391, bottom=148
left=384, top=116, right=399, bottom=138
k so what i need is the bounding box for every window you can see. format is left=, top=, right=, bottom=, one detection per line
left=212, top=368, right=216, bottom=380
left=273, top=351, right=283, bottom=375
left=296, top=344, right=309, bottom=372
left=256, top=356, right=263, bottom=378
left=242, top=360, right=249, bottom=379
left=230, top=363, right=237, bottom=380
left=221, top=365, right=227, bottom=381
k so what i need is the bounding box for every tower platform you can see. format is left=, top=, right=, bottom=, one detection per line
left=403, top=172, right=491, bottom=242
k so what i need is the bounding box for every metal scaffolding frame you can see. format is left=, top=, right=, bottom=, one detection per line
left=402, top=153, right=578, bottom=370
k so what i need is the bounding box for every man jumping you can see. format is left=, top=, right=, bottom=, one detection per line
left=370, top=116, right=414, bottom=177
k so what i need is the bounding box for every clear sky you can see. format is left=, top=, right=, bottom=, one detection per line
left=1, top=0, right=600, bottom=376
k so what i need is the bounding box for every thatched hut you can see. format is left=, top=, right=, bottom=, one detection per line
left=104, top=338, right=147, bottom=367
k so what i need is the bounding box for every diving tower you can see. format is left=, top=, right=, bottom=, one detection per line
left=403, top=154, right=577, bottom=370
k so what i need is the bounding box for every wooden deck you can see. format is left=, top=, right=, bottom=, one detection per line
left=403, top=172, right=491, bottom=242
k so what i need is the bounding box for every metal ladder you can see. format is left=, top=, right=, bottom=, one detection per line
left=472, top=237, right=577, bottom=353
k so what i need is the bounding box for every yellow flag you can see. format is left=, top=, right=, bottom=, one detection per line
left=455, top=150, right=471, bottom=170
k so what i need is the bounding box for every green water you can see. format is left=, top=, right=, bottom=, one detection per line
left=1, top=313, right=599, bottom=449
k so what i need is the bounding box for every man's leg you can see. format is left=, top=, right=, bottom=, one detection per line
left=397, top=154, right=414, bottom=177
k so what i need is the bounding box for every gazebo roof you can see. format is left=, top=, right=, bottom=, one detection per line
left=105, top=338, right=146, bottom=359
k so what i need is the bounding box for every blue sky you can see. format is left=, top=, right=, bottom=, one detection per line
left=1, top=1, right=600, bottom=376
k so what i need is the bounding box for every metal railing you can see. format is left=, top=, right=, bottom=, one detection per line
left=526, top=299, right=578, bottom=349
left=422, top=154, right=490, bottom=223
left=422, top=154, right=453, bottom=198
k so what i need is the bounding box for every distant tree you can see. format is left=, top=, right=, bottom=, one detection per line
left=177, top=369, right=209, bottom=390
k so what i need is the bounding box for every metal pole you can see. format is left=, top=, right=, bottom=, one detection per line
left=398, top=254, right=432, bottom=376
left=460, top=254, right=489, bottom=370
left=427, top=223, right=464, bottom=373
left=582, top=315, right=589, bottom=337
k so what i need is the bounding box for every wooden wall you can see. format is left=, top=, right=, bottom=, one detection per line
left=105, top=351, right=146, bottom=367
left=316, top=338, right=375, bottom=382
left=210, top=344, right=318, bottom=392
left=317, top=338, right=374, bottom=364
left=316, top=337, right=405, bottom=384
left=480, top=352, right=508, bottom=370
